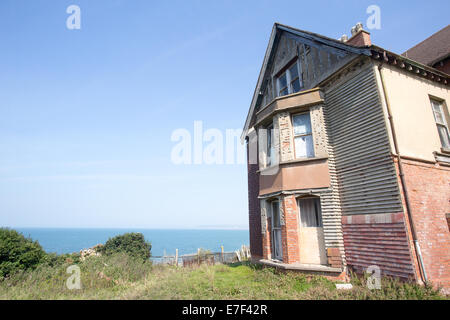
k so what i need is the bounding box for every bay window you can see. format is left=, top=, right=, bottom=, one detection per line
left=292, top=112, right=315, bottom=159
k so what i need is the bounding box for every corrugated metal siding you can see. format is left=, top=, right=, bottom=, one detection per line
left=323, top=64, right=415, bottom=279
left=343, top=222, right=415, bottom=279
left=324, top=66, right=403, bottom=215
left=319, top=131, right=344, bottom=252
left=320, top=190, right=344, bottom=255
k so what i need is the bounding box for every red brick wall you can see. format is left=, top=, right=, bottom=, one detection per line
left=396, top=158, right=450, bottom=290
left=247, top=142, right=263, bottom=259
left=342, top=212, right=416, bottom=279
left=327, top=248, right=343, bottom=268
left=281, top=195, right=300, bottom=263
left=263, top=218, right=272, bottom=260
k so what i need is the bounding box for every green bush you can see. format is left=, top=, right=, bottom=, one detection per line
left=0, top=228, right=46, bottom=277
left=42, top=252, right=81, bottom=267
left=98, top=233, right=151, bottom=261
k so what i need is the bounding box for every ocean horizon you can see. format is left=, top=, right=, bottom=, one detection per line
left=13, top=227, right=249, bottom=257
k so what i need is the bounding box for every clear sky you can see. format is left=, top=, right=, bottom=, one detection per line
left=1, top=0, right=448, bottom=229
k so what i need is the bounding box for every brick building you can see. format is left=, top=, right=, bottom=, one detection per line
left=242, top=23, right=450, bottom=291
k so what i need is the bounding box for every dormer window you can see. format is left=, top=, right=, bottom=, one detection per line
left=276, top=60, right=303, bottom=97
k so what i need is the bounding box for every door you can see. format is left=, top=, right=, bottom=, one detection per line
left=297, top=197, right=327, bottom=265
left=271, top=201, right=283, bottom=261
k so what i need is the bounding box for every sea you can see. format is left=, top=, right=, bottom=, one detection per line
left=15, top=228, right=249, bottom=257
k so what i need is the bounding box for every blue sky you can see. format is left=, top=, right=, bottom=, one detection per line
left=0, top=0, right=448, bottom=228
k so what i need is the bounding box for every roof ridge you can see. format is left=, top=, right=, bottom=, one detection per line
left=274, top=22, right=368, bottom=49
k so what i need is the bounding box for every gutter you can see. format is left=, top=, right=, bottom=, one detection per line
left=377, top=64, right=428, bottom=284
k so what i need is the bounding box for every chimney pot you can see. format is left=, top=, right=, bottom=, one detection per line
left=355, top=22, right=363, bottom=32
left=341, top=34, right=348, bottom=42
left=347, top=23, right=371, bottom=47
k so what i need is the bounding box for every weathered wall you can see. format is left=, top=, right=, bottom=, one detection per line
left=247, top=141, right=263, bottom=259
left=259, top=160, right=330, bottom=195
left=379, top=64, right=450, bottom=162
left=281, top=195, right=300, bottom=264
left=323, top=59, right=414, bottom=278
left=398, top=158, right=450, bottom=290
left=377, top=62, right=450, bottom=289
left=323, top=59, right=403, bottom=215
left=257, top=31, right=357, bottom=113
left=342, top=212, right=415, bottom=279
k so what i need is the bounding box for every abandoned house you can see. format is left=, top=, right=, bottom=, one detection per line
left=242, top=23, right=450, bottom=291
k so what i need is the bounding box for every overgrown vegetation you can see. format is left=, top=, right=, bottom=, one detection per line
left=0, top=228, right=47, bottom=277
left=0, top=257, right=446, bottom=300
left=98, top=233, right=151, bottom=261
left=0, top=228, right=446, bottom=300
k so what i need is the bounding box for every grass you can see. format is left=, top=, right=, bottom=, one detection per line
left=0, top=253, right=446, bottom=300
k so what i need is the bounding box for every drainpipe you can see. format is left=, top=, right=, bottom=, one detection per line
left=377, top=64, right=428, bottom=284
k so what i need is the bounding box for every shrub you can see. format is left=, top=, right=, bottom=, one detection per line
left=42, top=252, right=81, bottom=267
left=98, top=233, right=151, bottom=261
left=0, top=228, right=46, bottom=277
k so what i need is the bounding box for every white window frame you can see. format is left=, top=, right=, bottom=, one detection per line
left=292, top=111, right=315, bottom=159
left=430, top=98, right=450, bottom=149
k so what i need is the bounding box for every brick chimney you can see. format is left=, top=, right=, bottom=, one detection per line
left=346, top=22, right=371, bottom=47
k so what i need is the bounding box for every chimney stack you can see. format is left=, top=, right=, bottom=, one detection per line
left=346, top=22, right=371, bottom=46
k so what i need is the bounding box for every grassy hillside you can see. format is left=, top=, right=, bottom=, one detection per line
left=0, top=253, right=446, bottom=300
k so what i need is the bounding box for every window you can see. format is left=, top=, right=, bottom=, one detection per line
left=276, top=61, right=302, bottom=97
left=288, top=63, right=301, bottom=93
left=278, top=73, right=288, bottom=96
left=266, top=123, right=274, bottom=166
left=271, top=201, right=281, bottom=228
left=292, top=113, right=315, bottom=158
left=430, top=98, right=450, bottom=149
left=298, top=198, right=322, bottom=228
left=270, top=200, right=282, bottom=260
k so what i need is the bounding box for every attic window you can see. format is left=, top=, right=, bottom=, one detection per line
left=276, top=60, right=303, bottom=97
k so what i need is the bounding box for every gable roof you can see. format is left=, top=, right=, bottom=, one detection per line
left=241, top=23, right=371, bottom=140
left=242, top=23, right=450, bottom=141
left=402, top=25, right=450, bottom=66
